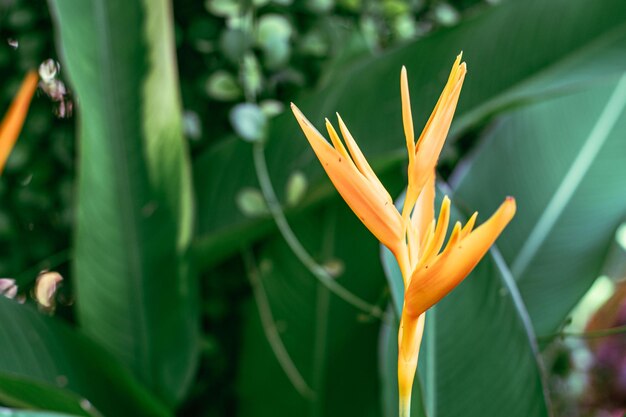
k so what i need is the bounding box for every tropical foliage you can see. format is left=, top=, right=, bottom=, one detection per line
left=0, top=0, right=625, bottom=416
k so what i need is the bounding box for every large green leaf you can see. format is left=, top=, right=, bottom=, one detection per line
left=193, top=0, right=626, bottom=268
left=451, top=76, right=626, bottom=335
left=49, top=0, right=198, bottom=404
left=237, top=201, right=390, bottom=417
left=0, top=408, right=78, bottom=417
left=0, top=376, right=94, bottom=417
left=0, top=297, right=170, bottom=417
left=380, top=226, right=549, bottom=417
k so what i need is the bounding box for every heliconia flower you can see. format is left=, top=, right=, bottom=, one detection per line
left=291, top=54, right=515, bottom=417
left=0, top=71, right=39, bottom=174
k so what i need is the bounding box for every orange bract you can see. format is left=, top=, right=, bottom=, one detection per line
left=291, top=104, right=404, bottom=254
left=291, top=54, right=515, bottom=417
left=0, top=71, right=38, bottom=174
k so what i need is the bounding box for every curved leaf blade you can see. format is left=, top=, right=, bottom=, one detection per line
left=0, top=408, right=80, bottom=417
left=0, top=376, right=96, bottom=417
left=0, top=297, right=170, bottom=417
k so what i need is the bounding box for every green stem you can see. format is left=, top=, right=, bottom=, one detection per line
left=399, top=395, right=411, bottom=417
left=242, top=248, right=315, bottom=399
left=252, top=142, right=387, bottom=321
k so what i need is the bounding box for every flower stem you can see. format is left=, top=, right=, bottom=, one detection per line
left=399, top=395, right=411, bottom=417
left=252, top=142, right=387, bottom=321
left=242, top=248, right=315, bottom=399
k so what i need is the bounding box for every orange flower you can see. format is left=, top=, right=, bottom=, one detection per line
left=291, top=54, right=515, bottom=417
left=0, top=71, right=39, bottom=174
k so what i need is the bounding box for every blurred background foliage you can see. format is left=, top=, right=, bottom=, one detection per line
left=0, top=0, right=484, bottom=414
left=0, top=0, right=625, bottom=416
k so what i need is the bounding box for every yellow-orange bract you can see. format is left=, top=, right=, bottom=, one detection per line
left=291, top=54, right=516, bottom=417
left=0, top=71, right=38, bottom=175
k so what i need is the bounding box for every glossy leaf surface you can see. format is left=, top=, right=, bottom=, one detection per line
left=452, top=76, right=626, bottom=334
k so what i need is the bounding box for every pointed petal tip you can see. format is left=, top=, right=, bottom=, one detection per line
left=291, top=103, right=313, bottom=127
left=336, top=112, right=348, bottom=128
left=503, top=196, right=517, bottom=215
left=440, top=195, right=451, bottom=212
left=486, top=196, right=517, bottom=231
left=290, top=102, right=301, bottom=116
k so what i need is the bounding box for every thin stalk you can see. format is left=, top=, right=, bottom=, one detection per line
left=399, top=396, right=411, bottom=417
left=242, top=248, right=315, bottom=399
left=252, top=142, right=386, bottom=321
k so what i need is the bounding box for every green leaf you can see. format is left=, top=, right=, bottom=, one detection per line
left=380, top=215, right=549, bottom=417
left=451, top=76, right=626, bottom=335
left=220, top=29, right=252, bottom=64
left=0, top=408, right=78, bottom=417
left=235, top=187, right=269, bottom=217
left=206, top=71, right=243, bottom=101
left=418, top=253, right=548, bottom=417
left=193, top=0, right=626, bottom=268
left=230, top=103, right=268, bottom=143
left=237, top=202, right=389, bottom=417
left=0, top=376, right=95, bottom=417
left=285, top=171, right=308, bottom=207
left=256, top=14, right=292, bottom=69
left=0, top=297, right=170, bottom=417
left=205, top=0, right=242, bottom=18
left=49, top=0, right=198, bottom=404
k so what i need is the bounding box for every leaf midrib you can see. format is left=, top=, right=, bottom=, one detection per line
left=510, top=72, right=626, bottom=279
